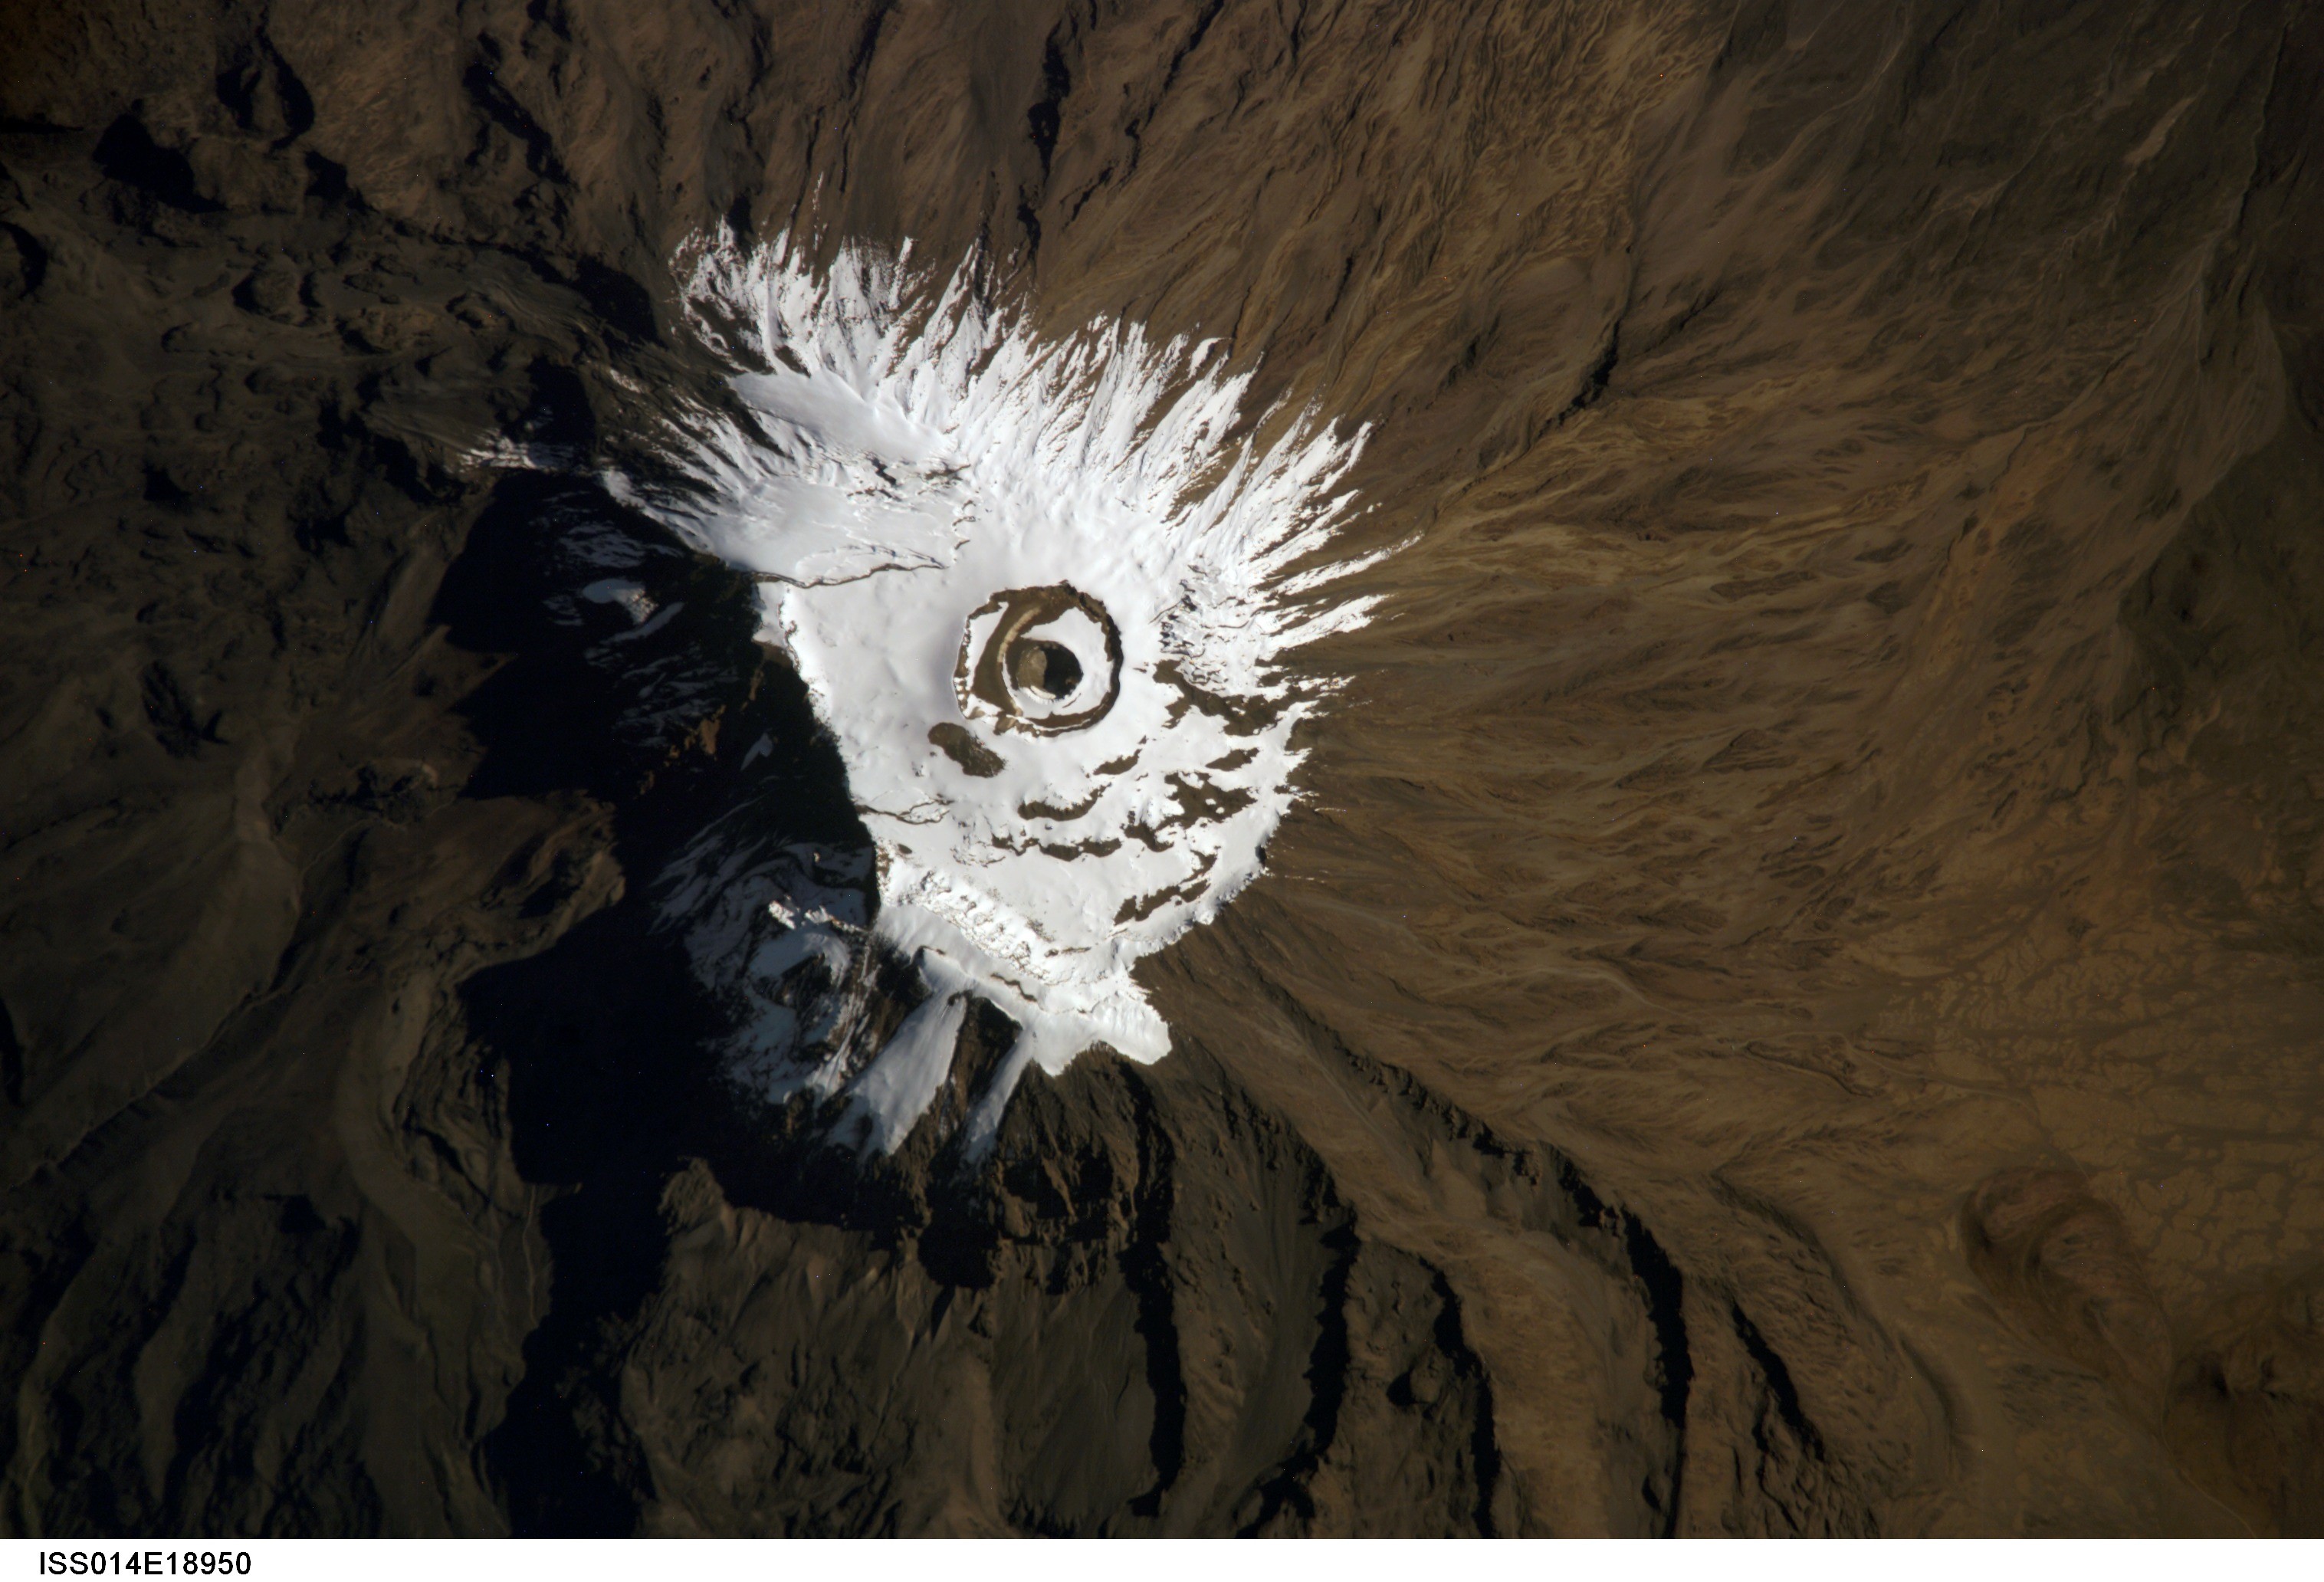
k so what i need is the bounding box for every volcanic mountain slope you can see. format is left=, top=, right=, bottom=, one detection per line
left=5, top=0, right=2324, bottom=1536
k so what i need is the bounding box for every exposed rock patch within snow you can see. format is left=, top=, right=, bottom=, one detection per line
left=623, top=232, right=1387, bottom=1151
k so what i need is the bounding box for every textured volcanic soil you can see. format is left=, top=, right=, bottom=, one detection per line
left=6, top=0, right=2324, bottom=1538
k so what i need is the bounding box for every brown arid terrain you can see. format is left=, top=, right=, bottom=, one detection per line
left=5, top=0, right=2324, bottom=1538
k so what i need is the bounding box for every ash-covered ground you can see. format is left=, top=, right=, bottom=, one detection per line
left=5, top=0, right=2324, bottom=1537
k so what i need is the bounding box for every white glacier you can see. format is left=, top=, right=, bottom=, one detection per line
left=622, top=231, right=1393, bottom=1151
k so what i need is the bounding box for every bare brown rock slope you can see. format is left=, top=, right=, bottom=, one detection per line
left=4, top=0, right=2323, bottom=1536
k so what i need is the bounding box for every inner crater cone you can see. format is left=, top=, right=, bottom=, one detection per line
left=961, top=583, right=1124, bottom=734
